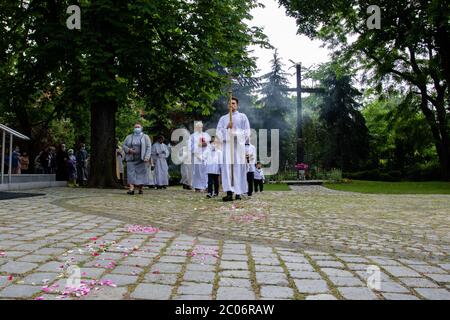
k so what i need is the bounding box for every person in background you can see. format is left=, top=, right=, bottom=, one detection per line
left=115, top=139, right=125, bottom=186
left=34, top=150, right=44, bottom=174
left=147, top=156, right=156, bottom=189
left=152, top=135, right=170, bottom=189
left=12, top=146, right=21, bottom=174
left=254, top=161, right=265, bottom=193
left=56, top=144, right=69, bottom=181
left=122, top=123, right=152, bottom=195
left=179, top=143, right=192, bottom=190
left=67, top=149, right=78, bottom=187
left=190, top=121, right=210, bottom=192
left=76, top=143, right=89, bottom=186
left=19, top=152, right=30, bottom=174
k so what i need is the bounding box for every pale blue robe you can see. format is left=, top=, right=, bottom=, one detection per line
left=216, top=111, right=251, bottom=195
left=151, top=142, right=170, bottom=186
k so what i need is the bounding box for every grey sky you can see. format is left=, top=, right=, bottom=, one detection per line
left=249, top=0, right=331, bottom=88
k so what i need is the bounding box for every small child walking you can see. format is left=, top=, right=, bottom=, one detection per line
left=205, top=139, right=222, bottom=198
left=254, top=162, right=265, bottom=193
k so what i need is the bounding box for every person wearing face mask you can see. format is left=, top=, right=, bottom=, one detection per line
left=56, top=143, right=69, bottom=181
left=122, top=123, right=152, bottom=195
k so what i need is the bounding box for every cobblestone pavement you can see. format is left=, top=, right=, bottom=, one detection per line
left=0, top=186, right=449, bottom=300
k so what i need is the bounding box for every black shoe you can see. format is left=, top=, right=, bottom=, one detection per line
left=222, top=194, right=233, bottom=202
left=235, top=195, right=242, bottom=200
left=162, top=186, right=167, bottom=189
left=206, top=193, right=212, bottom=198
left=247, top=193, right=252, bottom=197
left=138, top=189, right=143, bottom=195
left=127, top=190, right=135, bottom=195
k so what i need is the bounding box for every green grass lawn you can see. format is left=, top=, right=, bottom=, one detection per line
left=324, top=180, right=450, bottom=194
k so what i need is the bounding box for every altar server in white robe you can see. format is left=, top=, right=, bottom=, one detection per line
left=151, top=135, right=170, bottom=189
left=216, top=97, right=251, bottom=201
left=190, top=121, right=211, bottom=191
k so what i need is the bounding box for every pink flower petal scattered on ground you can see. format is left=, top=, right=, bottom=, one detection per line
left=127, top=225, right=159, bottom=234
left=40, top=279, right=117, bottom=298
left=7, top=275, right=13, bottom=281
left=0, top=252, right=6, bottom=257
left=152, top=271, right=160, bottom=274
left=89, top=237, right=98, bottom=241
left=34, top=296, right=44, bottom=300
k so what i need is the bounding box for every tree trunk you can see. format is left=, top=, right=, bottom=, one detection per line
left=88, top=100, right=121, bottom=188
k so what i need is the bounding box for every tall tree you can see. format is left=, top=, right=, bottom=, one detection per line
left=257, top=50, right=292, bottom=167
left=279, top=0, right=450, bottom=179
left=318, top=68, right=370, bottom=171
left=1, top=0, right=268, bottom=187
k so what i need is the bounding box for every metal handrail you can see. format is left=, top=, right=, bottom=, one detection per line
left=1, top=124, right=31, bottom=184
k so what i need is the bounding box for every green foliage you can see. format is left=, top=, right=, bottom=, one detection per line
left=279, top=0, right=450, bottom=179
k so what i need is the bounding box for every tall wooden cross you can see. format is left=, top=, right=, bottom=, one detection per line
left=284, top=63, right=324, bottom=164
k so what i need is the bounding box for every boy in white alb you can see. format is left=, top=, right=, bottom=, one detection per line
left=205, top=137, right=222, bottom=198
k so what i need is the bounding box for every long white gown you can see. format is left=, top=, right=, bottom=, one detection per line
left=216, top=111, right=251, bottom=195
left=179, top=146, right=192, bottom=187
left=151, top=142, right=170, bottom=186
left=190, top=131, right=211, bottom=190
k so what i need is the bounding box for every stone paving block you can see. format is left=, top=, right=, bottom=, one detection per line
left=121, top=257, right=153, bottom=267
left=382, top=293, right=420, bottom=300
left=289, top=271, right=322, bottom=280
left=255, top=265, right=284, bottom=272
left=219, top=278, right=252, bottom=288
left=315, top=260, right=344, bottom=268
left=410, top=265, right=447, bottom=274
left=338, top=287, right=378, bottom=300
left=382, top=266, right=422, bottom=277
left=110, top=266, right=144, bottom=276
left=0, top=285, right=42, bottom=298
left=415, top=288, right=450, bottom=300
left=216, top=287, right=255, bottom=300
left=158, top=256, right=187, bottom=264
left=438, top=263, right=450, bottom=271
left=0, top=261, right=38, bottom=274
left=36, top=261, right=65, bottom=272
left=183, top=271, right=215, bottom=283
left=130, top=283, right=172, bottom=300
left=294, top=279, right=329, bottom=294
left=22, top=272, right=59, bottom=285
left=329, top=276, right=364, bottom=287
left=219, top=270, right=250, bottom=279
left=178, top=283, right=213, bottom=296
left=305, top=294, right=338, bottom=300
left=185, top=264, right=216, bottom=272
left=144, top=272, right=178, bottom=285
left=100, top=274, right=138, bottom=286
left=174, top=295, right=211, bottom=300
left=346, top=263, right=371, bottom=271
left=17, top=254, right=52, bottom=263
left=279, top=255, right=309, bottom=264
left=284, top=263, right=314, bottom=272
left=220, top=261, right=248, bottom=270
left=150, top=263, right=183, bottom=274
left=321, top=268, right=354, bottom=278
left=33, top=248, right=66, bottom=256
left=260, top=286, right=294, bottom=299
left=425, top=274, right=450, bottom=283
left=255, top=272, right=289, bottom=286
left=82, top=287, right=128, bottom=300
left=399, top=277, right=438, bottom=288
left=221, top=254, right=247, bottom=261
left=339, top=257, right=370, bottom=263
left=377, top=281, right=410, bottom=293
left=368, top=257, right=402, bottom=266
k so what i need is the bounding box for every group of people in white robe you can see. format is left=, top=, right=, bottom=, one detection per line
left=120, top=97, right=265, bottom=201
left=180, top=97, right=265, bottom=201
